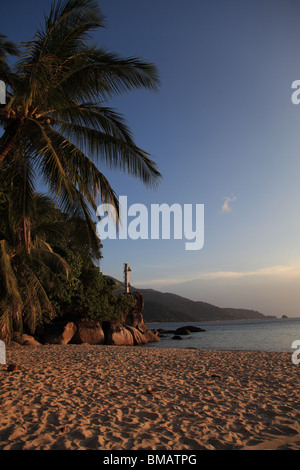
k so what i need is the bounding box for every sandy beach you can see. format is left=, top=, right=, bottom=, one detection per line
left=0, top=344, right=299, bottom=451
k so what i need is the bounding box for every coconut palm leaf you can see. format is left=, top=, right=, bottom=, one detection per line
left=0, top=0, right=161, bottom=217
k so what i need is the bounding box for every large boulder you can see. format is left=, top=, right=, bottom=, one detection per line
left=122, top=292, right=160, bottom=344
left=125, top=311, right=147, bottom=333
left=143, top=329, right=161, bottom=343
left=42, top=321, right=77, bottom=345
left=22, top=334, right=42, bottom=346
left=11, top=332, right=41, bottom=346
left=123, top=292, right=148, bottom=333
left=125, top=325, right=148, bottom=345
left=103, top=321, right=134, bottom=346
left=70, top=318, right=105, bottom=345
left=123, top=292, right=147, bottom=333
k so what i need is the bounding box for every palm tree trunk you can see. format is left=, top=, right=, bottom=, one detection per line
left=23, top=217, right=31, bottom=254
left=0, top=120, right=23, bottom=164
left=0, top=135, right=17, bottom=164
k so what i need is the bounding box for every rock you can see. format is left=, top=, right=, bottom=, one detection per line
left=12, top=332, right=23, bottom=345
left=143, top=328, right=161, bottom=343
left=151, top=329, right=160, bottom=336
left=121, top=291, right=160, bottom=344
left=125, top=311, right=148, bottom=333
left=184, top=325, right=206, bottom=332
left=7, top=341, right=22, bottom=349
left=7, top=364, right=18, bottom=372
left=125, top=326, right=148, bottom=345
left=172, top=335, right=183, bottom=340
left=103, top=321, right=134, bottom=346
left=123, top=292, right=147, bottom=333
left=42, top=321, right=77, bottom=345
left=11, top=332, right=41, bottom=346
left=70, top=318, right=105, bottom=345
left=22, top=334, right=42, bottom=346
left=175, top=327, right=191, bottom=335
left=157, top=325, right=206, bottom=335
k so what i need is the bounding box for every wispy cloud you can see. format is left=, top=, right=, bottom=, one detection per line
left=197, top=265, right=300, bottom=280
left=222, top=195, right=237, bottom=213
left=133, top=264, right=300, bottom=288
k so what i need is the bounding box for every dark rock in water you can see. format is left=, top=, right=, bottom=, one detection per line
left=185, top=325, right=206, bottom=332
left=157, top=328, right=172, bottom=334
left=156, top=325, right=206, bottom=335
left=172, top=335, right=183, bottom=340
left=175, top=327, right=191, bottom=335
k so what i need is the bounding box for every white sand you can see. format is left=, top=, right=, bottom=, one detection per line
left=0, top=344, right=299, bottom=450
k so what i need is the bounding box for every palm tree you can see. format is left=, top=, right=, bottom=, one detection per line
left=0, top=155, right=107, bottom=341
left=0, top=182, right=70, bottom=341
left=0, top=33, right=19, bottom=97
left=0, top=0, right=161, bottom=224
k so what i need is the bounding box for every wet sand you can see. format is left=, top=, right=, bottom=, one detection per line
left=0, top=344, right=299, bottom=450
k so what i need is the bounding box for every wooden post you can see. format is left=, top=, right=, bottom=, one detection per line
left=124, top=263, right=131, bottom=293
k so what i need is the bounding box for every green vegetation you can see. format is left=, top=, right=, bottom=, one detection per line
left=0, top=0, right=159, bottom=341
left=0, top=176, right=137, bottom=340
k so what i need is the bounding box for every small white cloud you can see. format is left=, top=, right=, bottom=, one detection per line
left=222, top=195, right=237, bottom=213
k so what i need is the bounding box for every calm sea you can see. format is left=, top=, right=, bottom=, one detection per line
left=145, top=317, right=300, bottom=352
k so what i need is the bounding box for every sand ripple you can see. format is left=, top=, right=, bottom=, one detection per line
left=0, top=345, right=299, bottom=450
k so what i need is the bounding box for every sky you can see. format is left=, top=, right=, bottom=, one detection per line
left=1, top=0, right=300, bottom=317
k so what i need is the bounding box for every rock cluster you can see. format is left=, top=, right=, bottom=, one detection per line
left=9, top=292, right=160, bottom=347
left=156, top=325, right=206, bottom=340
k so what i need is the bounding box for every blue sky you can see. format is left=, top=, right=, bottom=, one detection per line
left=2, top=0, right=300, bottom=316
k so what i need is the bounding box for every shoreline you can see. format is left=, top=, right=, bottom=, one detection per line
left=1, top=344, right=299, bottom=450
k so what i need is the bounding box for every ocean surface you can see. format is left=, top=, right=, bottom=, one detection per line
left=145, top=317, right=300, bottom=352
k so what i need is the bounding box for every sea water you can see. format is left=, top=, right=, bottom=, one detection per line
left=145, top=317, right=300, bottom=352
